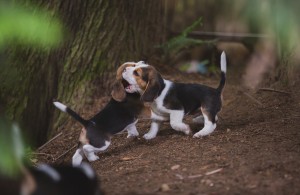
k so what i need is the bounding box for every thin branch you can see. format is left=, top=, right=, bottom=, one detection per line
left=187, top=174, right=203, bottom=179
left=242, top=92, right=263, bottom=107
left=38, top=132, right=63, bottom=150
left=205, top=168, right=223, bottom=176
left=259, top=88, right=290, bottom=95
left=178, top=168, right=224, bottom=180
left=32, top=152, right=53, bottom=156
left=53, top=144, right=77, bottom=162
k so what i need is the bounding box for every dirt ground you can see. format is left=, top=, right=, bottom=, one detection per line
left=36, top=52, right=300, bottom=195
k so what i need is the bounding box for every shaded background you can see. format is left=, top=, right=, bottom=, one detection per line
left=1, top=1, right=300, bottom=194
left=0, top=0, right=299, bottom=146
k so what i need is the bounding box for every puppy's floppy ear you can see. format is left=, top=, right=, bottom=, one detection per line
left=141, top=68, right=164, bottom=102
left=111, top=64, right=127, bottom=102
left=111, top=81, right=126, bottom=102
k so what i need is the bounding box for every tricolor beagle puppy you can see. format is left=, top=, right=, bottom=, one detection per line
left=53, top=63, right=149, bottom=166
left=114, top=52, right=227, bottom=139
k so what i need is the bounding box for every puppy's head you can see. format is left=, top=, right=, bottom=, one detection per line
left=111, top=62, right=138, bottom=102
left=122, top=63, right=164, bottom=102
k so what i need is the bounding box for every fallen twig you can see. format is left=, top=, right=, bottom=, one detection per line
left=259, top=88, right=290, bottom=95
left=187, top=174, right=203, bottom=179
left=38, top=132, right=63, bottom=150
left=242, top=92, right=263, bottom=107
left=32, top=152, right=53, bottom=156
left=179, top=168, right=224, bottom=180
left=53, top=144, right=77, bottom=162
left=205, top=168, right=223, bottom=176
left=121, top=153, right=144, bottom=161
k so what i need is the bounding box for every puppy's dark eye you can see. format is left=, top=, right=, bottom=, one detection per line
left=133, top=70, right=139, bottom=76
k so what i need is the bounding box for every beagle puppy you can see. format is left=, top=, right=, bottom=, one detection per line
left=53, top=63, right=149, bottom=166
left=21, top=163, right=102, bottom=195
left=114, top=52, right=227, bottom=139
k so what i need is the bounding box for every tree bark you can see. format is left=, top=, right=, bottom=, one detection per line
left=0, top=0, right=165, bottom=146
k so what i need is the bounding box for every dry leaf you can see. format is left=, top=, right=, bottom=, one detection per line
left=160, top=184, right=170, bottom=192
left=171, top=164, right=180, bottom=170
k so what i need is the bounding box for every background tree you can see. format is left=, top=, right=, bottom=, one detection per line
left=0, top=0, right=165, bottom=146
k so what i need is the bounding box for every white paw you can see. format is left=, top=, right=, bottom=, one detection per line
left=184, top=129, right=191, bottom=135
left=193, top=130, right=210, bottom=138
left=87, top=154, right=99, bottom=162
left=127, top=132, right=139, bottom=138
left=143, top=133, right=156, bottom=140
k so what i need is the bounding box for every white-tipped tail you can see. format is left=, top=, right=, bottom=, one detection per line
left=221, top=51, right=227, bottom=73
left=53, top=101, right=67, bottom=112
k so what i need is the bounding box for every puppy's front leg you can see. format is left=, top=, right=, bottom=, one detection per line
left=126, top=120, right=139, bottom=138
left=143, top=111, right=168, bottom=140
left=170, top=110, right=191, bottom=135
left=143, top=120, right=162, bottom=140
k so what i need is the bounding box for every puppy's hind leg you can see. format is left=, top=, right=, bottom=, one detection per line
left=82, top=141, right=111, bottom=162
left=193, top=110, right=216, bottom=138
left=83, top=145, right=99, bottom=162
left=126, top=120, right=139, bottom=138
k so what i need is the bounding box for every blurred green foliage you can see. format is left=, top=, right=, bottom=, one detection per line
left=244, top=0, right=299, bottom=56
left=0, top=2, right=63, bottom=177
left=0, top=118, right=25, bottom=177
left=0, top=3, right=63, bottom=49
left=159, top=17, right=205, bottom=55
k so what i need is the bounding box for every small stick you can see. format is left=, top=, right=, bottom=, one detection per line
left=259, top=88, right=290, bottom=95
left=185, top=168, right=223, bottom=179
left=121, top=153, right=144, bottom=161
left=38, top=132, right=63, bottom=151
left=242, top=92, right=263, bottom=106
left=53, top=144, right=77, bottom=162
left=32, top=152, right=53, bottom=156
left=205, top=168, right=223, bottom=176
left=187, top=174, right=203, bottom=179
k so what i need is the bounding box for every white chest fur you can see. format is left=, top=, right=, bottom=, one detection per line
left=152, top=79, right=173, bottom=115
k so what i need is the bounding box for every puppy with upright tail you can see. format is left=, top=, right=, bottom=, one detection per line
left=116, top=52, right=227, bottom=139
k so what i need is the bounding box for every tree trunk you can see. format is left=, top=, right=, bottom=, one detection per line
left=0, top=0, right=165, bottom=146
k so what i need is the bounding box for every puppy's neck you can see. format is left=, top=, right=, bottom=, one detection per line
left=125, top=92, right=141, bottom=99
left=154, top=79, right=171, bottom=103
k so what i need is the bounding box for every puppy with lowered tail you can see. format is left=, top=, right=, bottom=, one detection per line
left=54, top=62, right=150, bottom=166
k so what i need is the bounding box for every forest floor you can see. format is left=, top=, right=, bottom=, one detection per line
left=37, top=51, right=300, bottom=195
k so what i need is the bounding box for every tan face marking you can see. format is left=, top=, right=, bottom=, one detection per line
left=133, top=68, right=148, bottom=90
